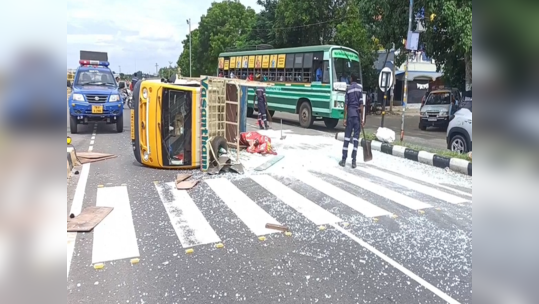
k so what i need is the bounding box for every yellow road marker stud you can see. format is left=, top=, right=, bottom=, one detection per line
left=373, top=218, right=379, bottom=222
left=215, top=243, right=224, bottom=249
left=435, top=208, right=441, bottom=211
left=97, top=185, right=104, bottom=188
left=319, top=225, right=327, bottom=231
left=343, top=222, right=350, bottom=228
left=258, top=236, right=266, bottom=241
left=284, top=231, right=292, bottom=237
left=130, top=258, right=140, bottom=265
left=121, top=183, right=127, bottom=186
left=185, top=248, right=194, bottom=254
left=391, top=214, right=398, bottom=219
left=93, top=263, right=104, bottom=270
left=418, top=210, right=425, bottom=214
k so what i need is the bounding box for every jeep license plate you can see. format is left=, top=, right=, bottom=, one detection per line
left=428, top=118, right=437, bottom=122
left=92, top=106, right=103, bottom=114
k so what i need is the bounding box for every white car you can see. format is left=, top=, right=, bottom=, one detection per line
left=446, top=97, right=472, bottom=153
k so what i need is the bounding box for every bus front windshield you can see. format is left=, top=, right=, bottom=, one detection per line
left=333, top=58, right=360, bottom=85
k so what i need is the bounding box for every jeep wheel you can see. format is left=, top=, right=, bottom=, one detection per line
left=116, top=116, right=124, bottom=133
left=70, top=116, right=78, bottom=134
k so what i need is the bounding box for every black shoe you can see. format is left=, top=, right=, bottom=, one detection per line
left=259, top=126, right=265, bottom=130
left=339, top=160, right=345, bottom=167
left=352, top=160, right=357, bottom=168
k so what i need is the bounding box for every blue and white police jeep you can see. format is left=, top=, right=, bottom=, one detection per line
left=68, top=60, right=124, bottom=134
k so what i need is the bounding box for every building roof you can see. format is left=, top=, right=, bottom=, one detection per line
left=395, top=70, right=442, bottom=81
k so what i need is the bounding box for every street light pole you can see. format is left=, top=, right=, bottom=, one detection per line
left=186, top=18, right=192, bottom=77
left=400, top=0, right=414, bottom=143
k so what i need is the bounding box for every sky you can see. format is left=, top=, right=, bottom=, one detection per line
left=67, top=0, right=262, bottom=74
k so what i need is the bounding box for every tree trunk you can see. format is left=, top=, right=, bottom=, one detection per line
left=465, top=50, right=472, bottom=91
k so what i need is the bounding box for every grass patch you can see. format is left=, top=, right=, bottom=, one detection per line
left=364, top=132, right=472, bottom=162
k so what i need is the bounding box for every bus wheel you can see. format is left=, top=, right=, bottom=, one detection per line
left=323, top=118, right=339, bottom=129
left=298, top=102, right=314, bottom=128
left=211, top=136, right=228, bottom=163
left=247, top=107, right=254, bottom=117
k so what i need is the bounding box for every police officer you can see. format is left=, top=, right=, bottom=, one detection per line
left=256, top=86, right=269, bottom=130
left=339, top=74, right=364, bottom=168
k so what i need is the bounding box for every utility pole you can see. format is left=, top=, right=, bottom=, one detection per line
left=400, top=0, right=414, bottom=143
left=119, top=65, right=121, bottom=74
left=155, top=63, right=159, bottom=76
left=186, top=18, right=192, bottom=77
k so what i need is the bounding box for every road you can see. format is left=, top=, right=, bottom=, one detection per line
left=67, top=108, right=472, bottom=304
left=267, top=111, right=448, bottom=151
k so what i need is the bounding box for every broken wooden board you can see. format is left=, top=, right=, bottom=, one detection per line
left=67, top=206, right=113, bottom=232
left=76, top=152, right=117, bottom=164
left=265, top=223, right=289, bottom=232
left=254, top=155, right=285, bottom=171
left=177, top=180, right=199, bottom=190
left=175, top=174, right=192, bottom=184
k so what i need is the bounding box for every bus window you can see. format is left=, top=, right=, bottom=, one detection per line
left=161, top=89, right=192, bottom=166
left=322, top=61, right=330, bottom=84
left=333, top=57, right=360, bottom=84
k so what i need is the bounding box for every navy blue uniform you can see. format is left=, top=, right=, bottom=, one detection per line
left=256, top=87, right=269, bottom=129
left=342, top=82, right=363, bottom=161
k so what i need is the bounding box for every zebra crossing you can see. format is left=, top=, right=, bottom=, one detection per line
left=75, top=165, right=472, bottom=268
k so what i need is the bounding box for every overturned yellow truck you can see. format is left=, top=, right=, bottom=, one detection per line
left=130, top=76, right=271, bottom=174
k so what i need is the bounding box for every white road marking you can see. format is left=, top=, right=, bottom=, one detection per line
left=251, top=175, right=342, bottom=225
left=155, top=182, right=221, bottom=248
left=67, top=163, right=91, bottom=279
left=370, top=164, right=472, bottom=198
left=88, top=146, right=93, bottom=152
left=91, top=136, right=95, bottom=140
left=332, top=224, right=461, bottom=304
left=206, top=179, right=281, bottom=236
left=92, top=186, right=140, bottom=264
left=89, top=140, right=94, bottom=145
left=291, top=171, right=391, bottom=218
left=325, top=168, right=432, bottom=211
left=357, top=166, right=469, bottom=204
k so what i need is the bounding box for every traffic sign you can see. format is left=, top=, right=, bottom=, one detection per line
left=378, top=67, right=394, bottom=93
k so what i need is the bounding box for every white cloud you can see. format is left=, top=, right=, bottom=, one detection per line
left=66, top=0, right=262, bottom=73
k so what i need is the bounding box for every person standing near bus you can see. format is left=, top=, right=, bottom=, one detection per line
left=256, top=86, right=269, bottom=130
left=339, top=74, right=364, bottom=169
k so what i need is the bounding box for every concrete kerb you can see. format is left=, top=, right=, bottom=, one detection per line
left=335, top=132, right=472, bottom=176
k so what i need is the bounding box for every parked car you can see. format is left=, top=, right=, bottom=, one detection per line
left=419, top=89, right=461, bottom=131
left=447, top=97, right=472, bottom=153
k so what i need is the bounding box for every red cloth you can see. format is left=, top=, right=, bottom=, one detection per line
left=239, top=132, right=277, bottom=155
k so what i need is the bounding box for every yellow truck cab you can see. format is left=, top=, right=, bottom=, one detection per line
left=131, top=76, right=267, bottom=173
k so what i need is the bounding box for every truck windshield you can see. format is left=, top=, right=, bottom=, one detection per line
left=76, top=70, right=116, bottom=86
left=333, top=58, right=360, bottom=84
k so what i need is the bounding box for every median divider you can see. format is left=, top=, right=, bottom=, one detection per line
left=335, top=132, right=472, bottom=176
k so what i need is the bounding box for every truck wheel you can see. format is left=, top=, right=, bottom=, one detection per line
left=298, top=101, right=314, bottom=128
left=323, top=118, right=339, bottom=129
left=70, top=116, right=78, bottom=134
left=211, top=136, right=228, bottom=163
left=116, top=116, right=124, bottom=133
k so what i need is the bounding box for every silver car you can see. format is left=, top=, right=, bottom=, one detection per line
left=419, top=89, right=459, bottom=130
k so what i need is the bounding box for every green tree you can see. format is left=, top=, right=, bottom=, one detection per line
left=195, top=0, right=257, bottom=75
left=333, top=0, right=378, bottom=91
left=418, top=0, right=472, bottom=91
left=273, top=0, right=342, bottom=47
left=244, top=0, right=278, bottom=46
left=177, top=29, right=201, bottom=77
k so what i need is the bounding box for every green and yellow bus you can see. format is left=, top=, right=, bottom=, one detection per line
left=217, top=45, right=363, bottom=129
